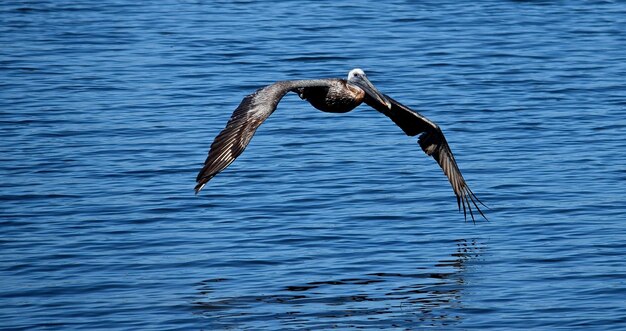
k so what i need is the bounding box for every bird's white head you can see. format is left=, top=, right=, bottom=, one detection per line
left=347, top=68, right=366, bottom=81
left=346, top=68, right=391, bottom=110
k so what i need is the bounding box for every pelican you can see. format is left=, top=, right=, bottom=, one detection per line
left=195, top=69, right=487, bottom=221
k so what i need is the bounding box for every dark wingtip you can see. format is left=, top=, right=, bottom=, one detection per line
left=194, top=179, right=207, bottom=195
left=467, top=189, right=488, bottom=224
left=194, top=186, right=202, bottom=195
left=194, top=168, right=217, bottom=195
left=456, top=186, right=488, bottom=224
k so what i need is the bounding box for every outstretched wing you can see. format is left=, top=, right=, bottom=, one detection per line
left=195, top=83, right=291, bottom=193
left=365, top=94, right=487, bottom=222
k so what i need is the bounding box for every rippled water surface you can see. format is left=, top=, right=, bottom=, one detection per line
left=2, top=1, right=626, bottom=330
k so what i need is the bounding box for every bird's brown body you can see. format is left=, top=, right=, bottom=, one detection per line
left=295, top=79, right=364, bottom=113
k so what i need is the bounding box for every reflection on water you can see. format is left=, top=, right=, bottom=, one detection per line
left=194, top=239, right=485, bottom=329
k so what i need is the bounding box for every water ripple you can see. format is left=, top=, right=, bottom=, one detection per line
left=2, top=0, right=626, bottom=330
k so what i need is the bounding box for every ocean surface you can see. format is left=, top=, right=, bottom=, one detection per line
left=2, top=1, right=626, bottom=330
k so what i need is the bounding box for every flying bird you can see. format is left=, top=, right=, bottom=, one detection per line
left=195, top=69, right=486, bottom=221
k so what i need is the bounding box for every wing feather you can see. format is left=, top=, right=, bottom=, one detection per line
left=195, top=80, right=332, bottom=193
left=365, top=94, right=487, bottom=222
left=195, top=84, right=289, bottom=193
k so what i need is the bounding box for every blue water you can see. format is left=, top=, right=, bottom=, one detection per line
left=2, top=1, right=626, bottom=330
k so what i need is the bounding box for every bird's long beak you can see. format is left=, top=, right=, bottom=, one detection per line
left=349, top=75, right=392, bottom=110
